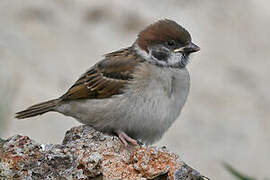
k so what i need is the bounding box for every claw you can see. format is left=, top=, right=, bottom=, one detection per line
left=116, top=130, right=138, bottom=147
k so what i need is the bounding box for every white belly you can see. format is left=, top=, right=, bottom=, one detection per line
left=56, top=64, right=190, bottom=144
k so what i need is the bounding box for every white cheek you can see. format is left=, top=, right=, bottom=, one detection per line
left=134, top=43, right=186, bottom=67
left=167, top=52, right=183, bottom=65
left=134, top=43, right=151, bottom=59
left=134, top=44, right=166, bottom=66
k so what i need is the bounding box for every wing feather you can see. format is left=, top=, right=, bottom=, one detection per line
left=61, top=47, right=144, bottom=100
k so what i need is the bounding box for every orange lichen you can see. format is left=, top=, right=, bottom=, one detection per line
left=0, top=126, right=206, bottom=179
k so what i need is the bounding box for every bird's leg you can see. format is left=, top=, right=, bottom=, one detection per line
left=115, top=130, right=138, bottom=147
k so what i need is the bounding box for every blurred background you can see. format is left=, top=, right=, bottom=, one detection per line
left=0, top=0, right=269, bottom=179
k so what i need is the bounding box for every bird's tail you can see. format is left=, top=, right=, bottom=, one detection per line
left=15, top=99, right=61, bottom=119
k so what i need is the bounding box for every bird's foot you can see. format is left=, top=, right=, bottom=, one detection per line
left=116, top=130, right=138, bottom=147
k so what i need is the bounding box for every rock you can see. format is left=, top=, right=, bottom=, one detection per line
left=0, top=125, right=209, bottom=180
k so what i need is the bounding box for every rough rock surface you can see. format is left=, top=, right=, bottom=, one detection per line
left=0, top=126, right=209, bottom=179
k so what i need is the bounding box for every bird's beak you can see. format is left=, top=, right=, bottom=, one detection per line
left=174, top=42, right=200, bottom=53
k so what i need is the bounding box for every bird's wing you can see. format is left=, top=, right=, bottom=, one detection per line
left=61, top=47, right=144, bottom=100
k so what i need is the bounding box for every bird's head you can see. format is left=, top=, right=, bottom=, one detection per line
left=135, top=19, right=200, bottom=68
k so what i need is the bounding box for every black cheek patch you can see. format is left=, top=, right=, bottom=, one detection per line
left=151, top=50, right=169, bottom=61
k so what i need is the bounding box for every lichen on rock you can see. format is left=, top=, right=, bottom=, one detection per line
left=0, top=125, right=209, bottom=180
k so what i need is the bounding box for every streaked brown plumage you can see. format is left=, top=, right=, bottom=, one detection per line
left=62, top=48, right=144, bottom=100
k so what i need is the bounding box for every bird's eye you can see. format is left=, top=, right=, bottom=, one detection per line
left=167, top=40, right=176, bottom=47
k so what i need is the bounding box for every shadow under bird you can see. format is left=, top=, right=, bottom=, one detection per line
left=16, top=19, right=200, bottom=146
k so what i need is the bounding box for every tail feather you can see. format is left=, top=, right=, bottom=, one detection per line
left=15, top=99, right=61, bottom=119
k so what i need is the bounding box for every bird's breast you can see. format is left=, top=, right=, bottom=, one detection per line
left=120, top=63, right=190, bottom=144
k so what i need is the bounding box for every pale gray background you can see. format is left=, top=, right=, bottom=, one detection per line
left=0, top=0, right=269, bottom=179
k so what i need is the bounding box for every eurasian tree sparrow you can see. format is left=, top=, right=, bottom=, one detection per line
left=16, top=19, right=200, bottom=146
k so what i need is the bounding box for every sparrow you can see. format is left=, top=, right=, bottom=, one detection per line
left=16, top=19, right=200, bottom=146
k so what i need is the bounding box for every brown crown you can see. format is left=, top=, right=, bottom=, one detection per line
left=137, top=19, right=191, bottom=52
